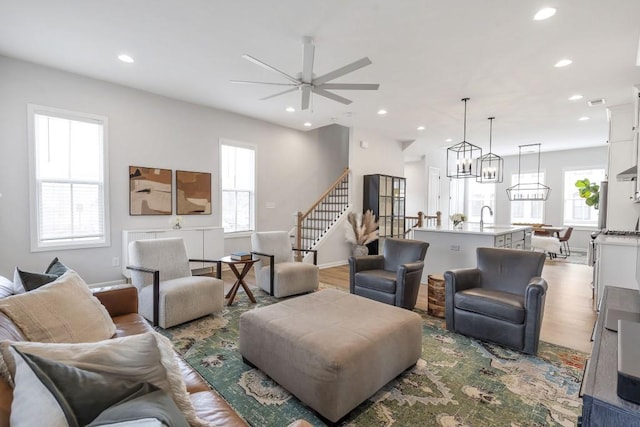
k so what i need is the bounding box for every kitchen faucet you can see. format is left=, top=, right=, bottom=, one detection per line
left=480, top=205, right=493, bottom=229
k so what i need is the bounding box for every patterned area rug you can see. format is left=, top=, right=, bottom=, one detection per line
left=161, top=288, right=587, bottom=427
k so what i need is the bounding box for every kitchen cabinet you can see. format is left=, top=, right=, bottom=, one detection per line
left=121, top=227, right=224, bottom=278
left=413, top=224, right=532, bottom=278
left=606, top=103, right=636, bottom=229
left=363, top=174, right=406, bottom=254
left=594, top=234, right=640, bottom=309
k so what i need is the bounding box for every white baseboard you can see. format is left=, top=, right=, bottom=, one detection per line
left=319, top=260, right=348, bottom=269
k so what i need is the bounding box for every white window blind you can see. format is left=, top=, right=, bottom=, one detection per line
left=28, top=105, right=109, bottom=250
left=220, top=141, right=255, bottom=233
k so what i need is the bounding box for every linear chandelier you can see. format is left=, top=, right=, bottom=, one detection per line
left=506, top=143, right=550, bottom=201
left=476, top=117, right=504, bottom=183
left=446, top=98, right=482, bottom=179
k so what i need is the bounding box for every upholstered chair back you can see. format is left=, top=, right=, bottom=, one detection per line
left=476, top=247, right=545, bottom=294
left=128, top=238, right=192, bottom=291
left=251, top=231, right=295, bottom=272
left=382, top=238, right=429, bottom=272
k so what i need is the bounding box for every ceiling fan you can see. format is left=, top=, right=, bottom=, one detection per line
left=231, top=36, right=379, bottom=110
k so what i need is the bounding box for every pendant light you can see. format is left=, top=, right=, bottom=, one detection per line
left=506, top=143, right=551, bottom=201
left=476, top=117, right=504, bottom=183
left=447, top=98, right=482, bottom=179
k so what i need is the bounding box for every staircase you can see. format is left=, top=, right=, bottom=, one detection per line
left=295, top=168, right=350, bottom=255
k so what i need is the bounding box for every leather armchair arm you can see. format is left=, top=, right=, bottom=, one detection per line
left=524, top=277, right=547, bottom=309
left=351, top=255, right=385, bottom=272
left=92, top=284, right=138, bottom=317
left=348, top=255, right=384, bottom=294
left=395, top=261, right=424, bottom=308
left=523, top=276, right=548, bottom=354
left=444, top=268, right=481, bottom=332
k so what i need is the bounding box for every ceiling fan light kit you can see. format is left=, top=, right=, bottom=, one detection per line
left=232, top=37, right=380, bottom=110
left=476, top=117, right=504, bottom=183
left=447, top=98, right=482, bottom=179
left=506, top=143, right=551, bottom=201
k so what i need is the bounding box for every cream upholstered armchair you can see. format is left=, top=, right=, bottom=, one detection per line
left=127, top=237, right=224, bottom=328
left=251, top=231, right=319, bottom=298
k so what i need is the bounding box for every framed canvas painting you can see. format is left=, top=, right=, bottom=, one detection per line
left=176, top=170, right=212, bottom=215
left=129, top=166, right=172, bottom=215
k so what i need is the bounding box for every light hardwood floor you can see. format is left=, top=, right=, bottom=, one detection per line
left=222, top=258, right=596, bottom=354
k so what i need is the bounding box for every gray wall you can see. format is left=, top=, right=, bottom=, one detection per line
left=0, top=55, right=349, bottom=283
left=495, top=146, right=608, bottom=251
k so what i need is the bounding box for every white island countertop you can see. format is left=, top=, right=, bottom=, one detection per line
left=414, top=224, right=532, bottom=236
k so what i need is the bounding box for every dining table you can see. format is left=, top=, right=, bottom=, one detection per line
left=532, top=225, right=565, bottom=237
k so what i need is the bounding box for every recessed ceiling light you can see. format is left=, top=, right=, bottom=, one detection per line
left=285, top=107, right=295, bottom=112
left=377, top=109, right=388, bottom=115
left=417, top=126, right=425, bottom=131
left=118, top=54, right=134, bottom=63
left=579, top=116, right=590, bottom=121
left=303, top=122, right=312, bottom=127
left=554, top=59, right=572, bottom=68
left=445, top=138, right=453, bottom=142
left=568, top=94, right=583, bottom=101
left=534, top=7, right=556, bottom=21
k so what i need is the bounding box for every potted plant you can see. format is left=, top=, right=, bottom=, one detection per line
left=345, top=210, right=379, bottom=256
left=575, top=178, right=599, bottom=209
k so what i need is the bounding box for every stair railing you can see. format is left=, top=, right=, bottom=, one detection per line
left=295, top=168, right=350, bottom=260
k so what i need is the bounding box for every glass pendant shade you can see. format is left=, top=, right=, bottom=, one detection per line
left=447, top=98, right=482, bottom=179
left=476, top=117, right=504, bottom=183
left=506, top=143, right=551, bottom=201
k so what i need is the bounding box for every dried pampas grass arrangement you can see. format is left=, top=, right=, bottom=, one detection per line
left=345, top=210, right=379, bottom=246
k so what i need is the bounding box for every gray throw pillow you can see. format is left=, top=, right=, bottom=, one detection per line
left=14, top=257, right=69, bottom=292
left=12, top=347, right=188, bottom=427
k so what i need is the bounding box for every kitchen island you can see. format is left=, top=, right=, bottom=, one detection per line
left=414, top=224, right=533, bottom=278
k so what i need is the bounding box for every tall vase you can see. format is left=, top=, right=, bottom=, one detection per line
left=353, top=244, right=369, bottom=256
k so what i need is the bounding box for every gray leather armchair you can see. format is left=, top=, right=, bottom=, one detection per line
left=444, top=247, right=547, bottom=355
left=349, top=238, right=429, bottom=310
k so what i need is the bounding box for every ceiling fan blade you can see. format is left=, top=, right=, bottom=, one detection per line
left=301, top=86, right=311, bottom=110
left=260, top=87, right=298, bottom=101
left=317, top=83, right=380, bottom=90
left=312, top=87, right=352, bottom=105
left=302, top=36, right=315, bottom=83
left=313, top=57, right=373, bottom=85
left=242, top=54, right=300, bottom=84
left=230, top=80, right=298, bottom=86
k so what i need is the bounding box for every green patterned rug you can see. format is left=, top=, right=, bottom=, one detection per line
left=161, top=289, right=587, bottom=427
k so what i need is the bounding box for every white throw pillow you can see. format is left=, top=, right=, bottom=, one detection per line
left=0, top=270, right=116, bottom=343
left=0, top=332, right=208, bottom=427
left=0, top=276, right=13, bottom=299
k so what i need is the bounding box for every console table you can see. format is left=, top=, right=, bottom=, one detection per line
left=581, top=286, right=640, bottom=425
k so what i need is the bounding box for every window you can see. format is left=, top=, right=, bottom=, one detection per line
left=220, top=141, right=255, bottom=233
left=509, top=172, right=545, bottom=224
left=466, top=180, right=496, bottom=224
left=449, top=178, right=465, bottom=219
left=563, top=168, right=605, bottom=227
left=28, top=105, right=109, bottom=251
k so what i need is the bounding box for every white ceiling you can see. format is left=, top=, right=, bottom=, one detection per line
left=1, top=0, right=640, bottom=158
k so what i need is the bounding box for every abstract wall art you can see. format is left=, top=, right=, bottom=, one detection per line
left=176, top=170, right=212, bottom=215
left=129, top=166, right=172, bottom=215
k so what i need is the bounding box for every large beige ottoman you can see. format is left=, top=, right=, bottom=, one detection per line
left=239, top=289, right=422, bottom=422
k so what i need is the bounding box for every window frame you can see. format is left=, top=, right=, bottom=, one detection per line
left=509, top=170, right=546, bottom=224
left=562, top=167, right=606, bottom=228
left=219, top=138, right=257, bottom=235
left=27, top=104, right=110, bottom=252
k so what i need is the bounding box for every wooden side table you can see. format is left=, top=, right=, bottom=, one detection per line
left=219, top=255, right=258, bottom=306
left=427, top=274, right=446, bottom=318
